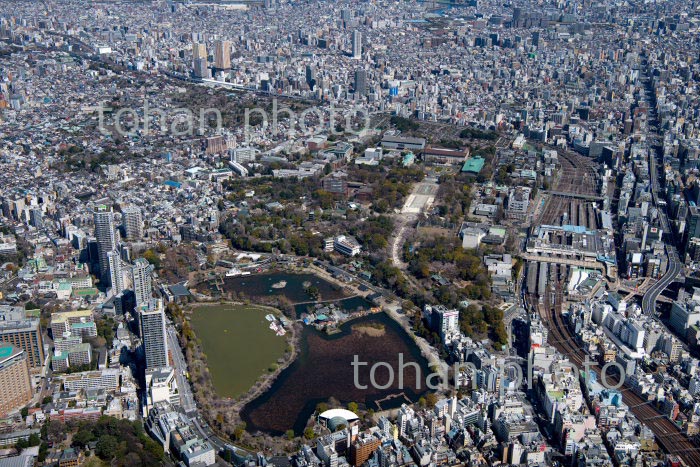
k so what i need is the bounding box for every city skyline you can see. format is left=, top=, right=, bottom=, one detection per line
left=0, top=0, right=699, bottom=466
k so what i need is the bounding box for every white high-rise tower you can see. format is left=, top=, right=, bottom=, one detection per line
left=107, top=251, right=124, bottom=294
left=352, top=30, right=362, bottom=59
left=132, top=258, right=153, bottom=311
left=139, top=299, right=168, bottom=370
left=93, top=205, right=118, bottom=285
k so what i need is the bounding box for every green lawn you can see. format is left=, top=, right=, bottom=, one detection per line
left=190, top=304, right=287, bottom=398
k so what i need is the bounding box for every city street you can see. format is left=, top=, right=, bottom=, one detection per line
left=166, top=323, right=197, bottom=415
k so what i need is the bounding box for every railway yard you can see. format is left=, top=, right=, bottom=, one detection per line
left=538, top=150, right=602, bottom=228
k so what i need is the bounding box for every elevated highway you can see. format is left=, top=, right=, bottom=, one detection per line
left=640, top=70, right=682, bottom=317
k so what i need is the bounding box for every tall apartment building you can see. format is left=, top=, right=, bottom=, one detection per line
left=354, top=68, right=366, bottom=96
left=192, top=42, right=207, bottom=60
left=121, top=206, right=143, bottom=241
left=93, top=205, right=118, bottom=284
left=108, top=251, right=124, bottom=295
left=214, top=40, right=231, bottom=71
left=352, top=30, right=362, bottom=59
left=0, top=345, right=32, bottom=417
left=132, top=258, right=153, bottom=311
left=0, top=307, right=44, bottom=368
left=139, top=300, right=169, bottom=370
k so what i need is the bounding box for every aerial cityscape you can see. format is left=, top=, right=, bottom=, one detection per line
left=1, top=0, right=700, bottom=466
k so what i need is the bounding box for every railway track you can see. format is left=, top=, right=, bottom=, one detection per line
left=556, top=151, right=599, bottom=196
left=539, top=198, right=600, bottom=228
left=539, top=150, right=601, bottom=226
left=531, top=267, right=700, bottom=465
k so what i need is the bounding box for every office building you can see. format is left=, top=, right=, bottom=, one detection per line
left=439, top=307, right=459, bottom=340
left=193, top=58, right=209, bottom=79
left=133, top=258, right=153, bottom=310
left=512, top=7, right=522, bottom=27
left=139, top=300, right=169, bottom=370
left=214, top=40, right=231, bottom=71
left=108, top=251, right=124, bottom=295
left=423, top=305, right=459, bottom=342
left=354, top=68, right=366, bottom=96
left=334, top=235, right=361, bottom=256
left=0, top=307, right=44, bottom=368
left=145, top=367, right=180, bottom=409
left=670, top=288, right=700, bottom=338
left=171, top=425, right=216, bottom=467
left=397, top=404, right=415, bottom=437
left=689, top=237, right=700, bottom=262
left=686, top=205, right=700, bottom=254
left=146, top=402, right=187, bottom=452
left=93, top=205, right=118, bottom=284
left=506, top=186, right=532, bottom=220
left=0, top=345, right=32, bottom=418
left=380, top=135, right=426, bottom=151
left=423, top=146, right=470, bottom=165
left=322, top=172, right=349, bottom=197
left=121, top=206, right=143, bottom=241
left=352, top=30, right=362, bottom=59
left=230, top=147, right=259, bottom=164
left=350, top=434, right=380, bottom=467
left=317, top=437, right=339, bottom=467
left=29, top=208, right=43, bottom=228
left=192, top=42, right=207, bottom=60
left=306, top=64, right=316, bottom=90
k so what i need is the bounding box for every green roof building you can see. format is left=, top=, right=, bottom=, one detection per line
left=462, top=156, right=485, bottom=174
